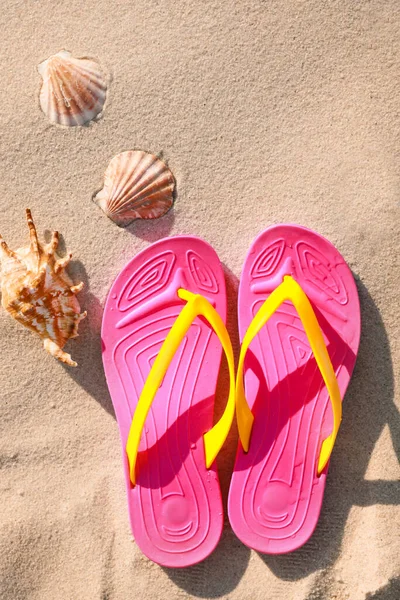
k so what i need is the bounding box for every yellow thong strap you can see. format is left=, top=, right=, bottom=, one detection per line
left=126, top=288, right=236, bottom=486
left=236, top=275, right=342, bottom=475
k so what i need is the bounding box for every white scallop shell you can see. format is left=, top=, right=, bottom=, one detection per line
left=38, top=50, right=107, bottom=126
left=94, top=151, right=176, bottom=226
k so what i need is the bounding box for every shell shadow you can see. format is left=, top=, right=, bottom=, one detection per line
left=61, top=258, right=114, bottom=417
left=125, top=206, right=176, bottom=243
left=43, top=232, right=111, bottom=417
left=257, top=277, right=399, bottom=581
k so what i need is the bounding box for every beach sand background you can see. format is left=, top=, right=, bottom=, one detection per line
left=0, top=1, right=399, bottom=599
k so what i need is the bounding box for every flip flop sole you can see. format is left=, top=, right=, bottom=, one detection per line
left=102, top=237, right=227, bottom=566
left=228, top=225, right=361, bottom=554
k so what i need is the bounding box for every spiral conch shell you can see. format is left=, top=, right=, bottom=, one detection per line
left=0, top=210, right=86, bottom=367
left=94, top=150, right=175, bottom=226
left=38, top=50, right=107, bottom=126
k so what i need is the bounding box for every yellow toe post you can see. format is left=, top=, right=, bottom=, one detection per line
left=126, top=288, right=236, bottom=486
left=235, top=275, right=342, bottom=476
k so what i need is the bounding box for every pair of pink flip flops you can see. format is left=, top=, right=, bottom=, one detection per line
left=101, top=225, right=361, bottom=567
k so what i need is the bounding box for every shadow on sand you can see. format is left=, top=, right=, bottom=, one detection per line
left=260, top=277, right=399, bottom=588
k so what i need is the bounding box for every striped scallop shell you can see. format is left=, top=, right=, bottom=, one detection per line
left=0, top=210, right=86, bottom=367
left=94, top=151, right=175, bottom=226
left=38, top=50, right=107, bottom=126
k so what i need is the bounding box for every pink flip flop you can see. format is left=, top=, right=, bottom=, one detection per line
left=228, top=225, right=361, bottom=554
left=102, top=237, right=235, bottom=567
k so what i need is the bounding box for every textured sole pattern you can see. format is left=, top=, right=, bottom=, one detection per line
left=102, top=237, right=227, bottom=566
left=228, top=225, right=360, bottom=554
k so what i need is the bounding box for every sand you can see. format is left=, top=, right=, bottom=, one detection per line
left=0, top=1, right=399, bottom=598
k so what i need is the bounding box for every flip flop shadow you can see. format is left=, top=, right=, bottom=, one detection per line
left=259, top=277, right=399, bottom=583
